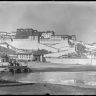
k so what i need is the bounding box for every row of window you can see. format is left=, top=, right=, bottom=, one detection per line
left=17, top=55, right=33, bottom=59
left=0, top=35, right=15, bottom=39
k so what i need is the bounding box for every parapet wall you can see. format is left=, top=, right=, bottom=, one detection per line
left=45, top=58, right=96, bottom=65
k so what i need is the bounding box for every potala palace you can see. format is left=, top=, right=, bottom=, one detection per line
left=0, top=28, right=96, bottom=65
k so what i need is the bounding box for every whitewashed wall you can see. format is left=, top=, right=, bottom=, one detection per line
left=45, top=58, right=96, bottom=65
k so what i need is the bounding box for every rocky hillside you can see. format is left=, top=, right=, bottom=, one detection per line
left=0, top=46, right=16, bottom=56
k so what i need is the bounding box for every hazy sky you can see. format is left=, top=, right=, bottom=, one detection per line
left=0, top=1, right=96, bottom=43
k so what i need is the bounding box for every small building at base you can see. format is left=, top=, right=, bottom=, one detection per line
left=32, top=50, right=47, bottom=62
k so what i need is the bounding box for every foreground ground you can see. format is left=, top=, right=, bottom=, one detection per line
left=0, top=62, right=96, bottom=95
left=0, top=83, right=96, bottom=95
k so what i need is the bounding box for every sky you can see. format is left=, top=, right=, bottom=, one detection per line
left=0, top=1, right=96, bottom=43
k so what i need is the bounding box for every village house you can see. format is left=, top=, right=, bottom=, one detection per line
left=9, top=54, right=18, bottom=60
left=0, top=32, right=7, bottom=36
left=7, top=49, right=47, bottom=62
